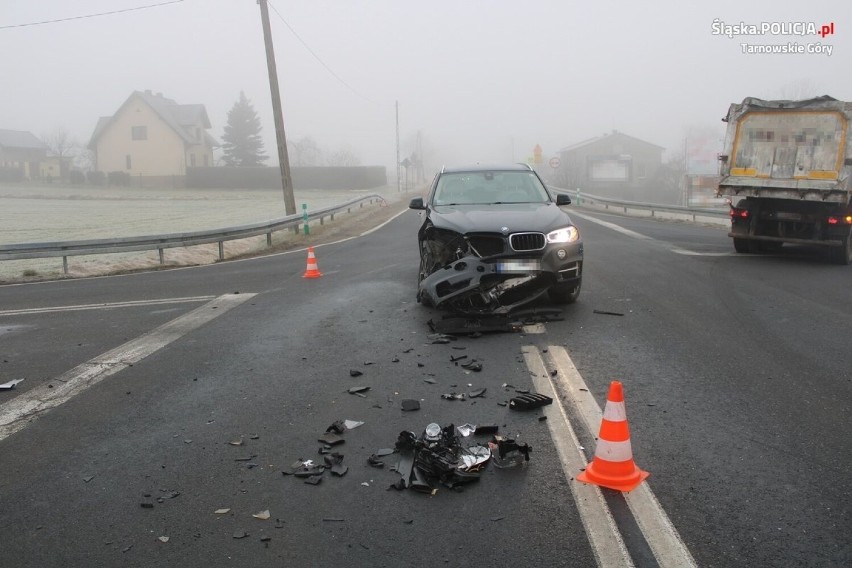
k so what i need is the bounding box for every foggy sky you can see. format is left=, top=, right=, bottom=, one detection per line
left=2, top=0, right=849, bottom=174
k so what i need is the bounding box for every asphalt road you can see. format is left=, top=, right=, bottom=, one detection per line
left=0, top=205, right=850, bottom=567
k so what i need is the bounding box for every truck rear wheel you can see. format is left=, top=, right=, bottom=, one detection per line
left=733, top=238, right=750, bottom=253
left=831, top=231, right=852, bottom=265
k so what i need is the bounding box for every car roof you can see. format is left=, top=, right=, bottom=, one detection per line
left=440, top=163, right=534, bottom=174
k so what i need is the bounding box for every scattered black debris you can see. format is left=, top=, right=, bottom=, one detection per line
left=122, top=545, right=133, bottom=553
left=401, top=399, right=420, bottom=411
left=428, top=332, right=456, bottom=344
left=364, top=361, right=374, bottom=366
left=83, top=475, right=95, bottom=483
left=324, top=453, right=348, bottom=477
left=593, top=309, right=625, bottom=317
left=430, top=315, right=522, bottom=335
left=497, top=401, right=508, bottom=407
left=489, top=436, right=532, bottom=468
left=304, top=475, right=323, bottom=485
left=474, top=424, right=499, bottom=435
left=349, top=369, right=363, bottom=377
left=450, top=354, right=467, bottom=363
left=367, top=455, right=385, bottom=468
left=391, top=357, right=400, bottom=363
left=538, top=416, right=548, bottom=422
left=491, top=516, right=506, bottom=522
left=441, top=393, right=466, bottom=401
left=468, top=388, right=486, bottom=399
left=550, top=370, right=558, bottom=377
left=423, top=378, right=437, bottom=384
left=376, top=448, right=395, bottom=457
left=323, top=518, right=345, bottom=522
left=233, top=531, right=249, bottom=539
left=318, top=433, right=345, bottom=446
left=514, top=387, right=530, bottom=394
left=140, top=502, right=154, bottom=509
left=388, top=424, right=494, bottom=493
left=326, top=420, right=346, bottom=434
left=417, top=362, right=425, bottom=368
left=461, top=360, right=483, bottom=372
left=261, top=536, right=272, bottom=547
left=509, top=393, right=553, bottom=410
left=403, top=348, right=414, bottom=353
left=234, top=455, right=257, bottom=462
left=348, top=386, right=370, bottom=397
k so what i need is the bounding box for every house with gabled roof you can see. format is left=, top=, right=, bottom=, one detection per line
left=0, top=129, right=48, bottom=182
left=556, top=130, right=664, bottom=200
left=88, top=90, right=217, bottom=187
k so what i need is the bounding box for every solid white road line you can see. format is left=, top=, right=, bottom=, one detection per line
left=545, top=346, right=699, bottom=568
left=524, top=346, right=635, bottom=568
left=0, top=293, right=256, bottom=442
left=570, top=211, right=653, bottom=240
left=0, top=296, right=216, bottom=317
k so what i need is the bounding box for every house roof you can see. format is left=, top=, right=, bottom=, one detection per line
left=0, top=129, right=46, bottom=150
left=88, top=90, right=215, bottom=149
left=560, top=131, right=665, bottom=153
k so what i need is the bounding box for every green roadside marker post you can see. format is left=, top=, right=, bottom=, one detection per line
left=302, top=203, right=310, bottom=235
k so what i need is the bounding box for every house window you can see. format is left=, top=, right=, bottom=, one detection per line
left=636, top=163, right=647, bottom=179
left=126, top=155, right=132, bottom=170
left=190, top=153, right=196, bottom=167
left=131, top=126, right=147, bottom=140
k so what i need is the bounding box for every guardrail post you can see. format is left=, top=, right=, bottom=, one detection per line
left=63, top=256, right=68, bottom=275
left=267, top=232, right=272, bottom=246
left=331, top=212, right=335, bottom=221
left=320, top=216, right=324, bottom=225
left=158, top=248, right=164, bottom=265
left=651, top=209, right=655, bottom=218
left=218, top=241, right=224, bottom=260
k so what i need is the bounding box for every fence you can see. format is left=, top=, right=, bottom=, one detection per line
left=0, top=194, right=384, bottom=274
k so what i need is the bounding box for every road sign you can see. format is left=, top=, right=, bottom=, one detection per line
left=549, top=157, right=561, bottom=169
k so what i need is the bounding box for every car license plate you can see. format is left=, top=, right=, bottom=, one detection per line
left=775, top=211, right=801, bottom=221
left=495, top=260, right=541, bottom=273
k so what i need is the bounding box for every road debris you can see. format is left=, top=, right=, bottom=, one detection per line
left=0, top=378, right=24, bottom=390
left=348, top=386, right=370, bottom=397
left=214, top=508, right=231, bottom=514
left=489, top=436, right=532, bottom=468
left=468, top=388, right=486, bottom=398
left=401, top=399, right=420, bottom=411
left=349, top=369, right=363, bottom=377
left=252, top=510, right=271, bottom=520
left=593, top=309, right=625, bottom=316
left=509, top=393, right=553, bottom=410
left=386, top=423, right=520, bottom=493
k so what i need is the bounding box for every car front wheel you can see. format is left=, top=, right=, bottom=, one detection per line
left=548, top=279, right=581, bottom=304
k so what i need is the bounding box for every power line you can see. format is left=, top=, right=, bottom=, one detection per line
left=266, top=1, right=387, bottom=107
left=0, top=0, right=185, bottom=30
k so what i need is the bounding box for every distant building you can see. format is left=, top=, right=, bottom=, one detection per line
left=0, top=129, right=48, bottom=182
left=88, top=90, right=217, bottom=187
left=557, top=130, right=664, bottom=200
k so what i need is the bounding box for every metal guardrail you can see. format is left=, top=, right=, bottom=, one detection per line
left=549, top=187, right=728, bottom=223
left=0, top=193, right=385, bottom=274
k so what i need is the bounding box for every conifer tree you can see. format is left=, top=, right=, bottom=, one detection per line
left=221, top=92, right=268, bottom=167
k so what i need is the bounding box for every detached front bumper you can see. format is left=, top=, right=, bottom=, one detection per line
left=419, top=242, right=583, bottom=314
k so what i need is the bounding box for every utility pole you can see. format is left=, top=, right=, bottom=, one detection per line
left=258, top=0, right=296, bottom=216
left=395, top=100, right=400, bottom=192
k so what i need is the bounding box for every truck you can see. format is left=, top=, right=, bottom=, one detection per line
left=716, top=96, right=852, bottom=264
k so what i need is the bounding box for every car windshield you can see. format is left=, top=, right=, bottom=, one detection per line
left=432, top=171, right=550, bottom=205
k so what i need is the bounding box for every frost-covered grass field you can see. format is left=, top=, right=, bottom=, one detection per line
left=0, top=184, right=410, bottom=283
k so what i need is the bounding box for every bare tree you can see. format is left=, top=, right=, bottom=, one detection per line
left=326, top=146, right=361, bottom=167
left=287, top=136, right=323, bottom=167
left=41, top=127, right=78, bottom=179
left=777, top=78, right=824, bottom=100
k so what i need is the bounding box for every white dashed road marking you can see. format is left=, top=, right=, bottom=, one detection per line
left=0, top=296, right=215, bottom=317
left=0, top=293, right=256, bottom=442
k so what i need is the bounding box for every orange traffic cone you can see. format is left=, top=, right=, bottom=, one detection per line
left=302, top=247, right=322, bottom=278
left=577, top=381, right=649, bottom=492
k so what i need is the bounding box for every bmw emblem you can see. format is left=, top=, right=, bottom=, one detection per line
left=501, top=226, right=509, bottom=234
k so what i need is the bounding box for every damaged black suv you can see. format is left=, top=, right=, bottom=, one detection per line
left=409, top=164, right=583, bottom=314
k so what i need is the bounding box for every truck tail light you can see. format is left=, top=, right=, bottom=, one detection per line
left=729, top=208, right=750, bottom=219
left=827, top=215, right=852, bottom=225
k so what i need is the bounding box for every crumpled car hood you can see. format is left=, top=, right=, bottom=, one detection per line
left=430, top=203, right=573, bottom=234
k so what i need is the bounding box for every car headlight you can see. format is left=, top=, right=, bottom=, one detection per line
left=546, top=226, right=580, bottom=243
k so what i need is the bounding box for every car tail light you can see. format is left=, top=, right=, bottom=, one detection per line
left=730, top=208, right=749, bottom=219
left=827, top=215, right=852, bottom=225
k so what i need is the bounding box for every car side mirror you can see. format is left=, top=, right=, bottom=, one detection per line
left=409, top=197, right=426, bottom=210
left=555, top=194, right=571, bottom=206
